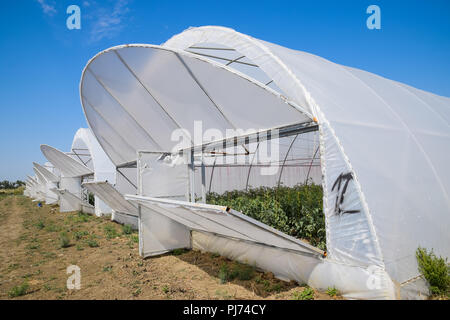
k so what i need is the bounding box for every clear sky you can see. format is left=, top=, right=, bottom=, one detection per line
left=0, top=0, right=449, bottom=181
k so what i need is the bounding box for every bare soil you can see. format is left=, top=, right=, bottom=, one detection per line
left=0, top=194, right=340, bottom=300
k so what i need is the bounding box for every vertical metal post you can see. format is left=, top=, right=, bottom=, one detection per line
left=201, top=152, right=206, bottom=203
left=189, top=149, right=195, bottom=203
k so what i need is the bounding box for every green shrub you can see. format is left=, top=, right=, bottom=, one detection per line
left=8, top=282, right=29, bottom=298
left=292, top=287, right=314, bottom=300
left=74, top=230, right=88, bottom=240
left=326, top=287, right=338, bottom=297
left=122, top=224, right=133, bottom=235
left=59, top=232, right=71, bottom=248
left=207, top=184, right=326, bottom=249
left=87, top=238, right=99, bottom=248
left=416, top=247, right=449, bottom=296
left=218, top=264, right=229, bottom=284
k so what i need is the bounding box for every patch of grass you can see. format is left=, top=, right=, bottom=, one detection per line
left=218, top=264, right=229, bottom=284
left=122, top=224, right=133, bottom=235
left=104, top=225, right=119, bottom=239
left=162, top=285, right=170, bottom=294
left=292, top=287, right=314, bottom=300
left=416, top=247, right=450, bottom=297
left=74, top=230, right=89, bottom=240
left=326, top=287, right=338, bottom=297
left=218, top=262, right=255, bottom=283
left=103, top=265, right=113, bottom=272
left=8, top=282, right=29, bottom=298
left=35, top=220, right=45, bottom=230
left=59, top=232, right=71, bottom=248
left=45, top=223, right=60, bottom=232
left=8, top=263, right=20, bottom=271
left=171, top=248, right=188, bottom=256
left=210, top=252, right=220, bottom=258
left=132, top=288, right=141, bottom=296
left=86, top=238, right=99, bottom=248
left=26, top=243, right=40, bottom=250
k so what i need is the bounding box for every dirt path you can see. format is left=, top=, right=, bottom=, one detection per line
left=0, top=195, right=338, bottom=300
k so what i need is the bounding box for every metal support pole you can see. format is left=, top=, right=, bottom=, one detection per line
left=201, top=153, right=206, bottom=204
left=189, top=150, right=195, bottom=203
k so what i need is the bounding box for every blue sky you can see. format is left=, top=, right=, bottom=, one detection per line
left=0, top=0, right=449, bottom=181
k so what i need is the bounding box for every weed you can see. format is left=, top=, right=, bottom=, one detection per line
left=162, top=285, right=170, bottom=294
left=74, top=230, right=88, bottom=240
left=171, top=248, right=188, bottom=256
left=8, top=282, right=29, bottom=298
left=59, top=232, right=71, bottom=248
left=416, top=247, right=449, bottom=296
left=218, top=262, right=255, bottom=283
left=104, top=225, right=119, bottom=239
left=122, top=224, right=133, bottom=235
left=326, top=287, right=338, bottom=297
left=292, top=287, right=314, bottom=300
left=86, top=238, right=99, bottom=248
left=132, top=288, right=141, bottom=296
left=35, top=220, right=45, bottom=230
left=103, top=265, right=113, bottom=272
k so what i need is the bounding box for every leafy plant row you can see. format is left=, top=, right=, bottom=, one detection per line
left=207, top=184, right=326, bottom=250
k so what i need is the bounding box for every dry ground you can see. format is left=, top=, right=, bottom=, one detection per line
left=0, top=193, right=340, bottom=300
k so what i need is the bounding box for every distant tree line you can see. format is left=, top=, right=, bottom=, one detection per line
left=0, top=180, right=25, bottom=189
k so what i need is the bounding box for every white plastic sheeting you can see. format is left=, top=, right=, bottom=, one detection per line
left=80, top=45, right=312, bottom=167
left=32, top=163, right=58, bottom=204
left=51, top=187, right=95, bottom=214
left=33, top=162, right=59, bottom=183
left=71, top=128, right=116, bottom=216
left=41, top=144, right=94, bottom=178
left=138, top=152, right=189, bottom=200
left=126, top=195, right=323, bottom=257
left=83, top=181, right=138, bottom=229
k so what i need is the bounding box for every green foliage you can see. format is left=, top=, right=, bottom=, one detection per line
left=88, top=192, right=95, bottom=206
left=121, top=224, right=133, bottom=235
left=103, top=265, right=113, bottom=272
left=74, top=230, right=89, bottom=241
left=130, top=235, right=139, bottom=243
left=35, top=220, right=45, bottom=230
left=416, top=247, right=450, bottom=296
left=218, top=262, right=255, bottom=283
left=8, top=282, right=29, bottom=298
left=59, top=232, right=71, bottom=248
left=326, top=287, right=338, bottom=297
left=87, top=238, right=99, bottom=248
left=207, top=184, right=326, bottom=249
left=218, top=264, right=229, bottom=284
left=0, top=180, right=25, bottom=190
left=104, top=225, right=119, bottom=239
left=292, top=287, right=314, bottom=300
left=171, top=248, right=188, bottom=256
